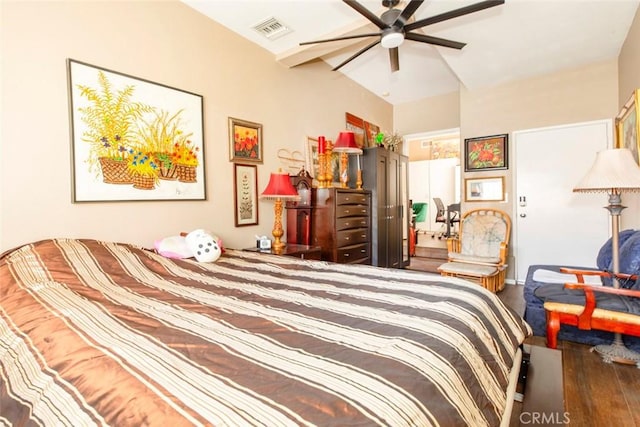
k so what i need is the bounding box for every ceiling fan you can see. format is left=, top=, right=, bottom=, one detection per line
left=300, top=0, right=505, bottom=72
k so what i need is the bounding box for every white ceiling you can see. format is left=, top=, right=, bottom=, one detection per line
left=182, top=0, right=639, bottom=105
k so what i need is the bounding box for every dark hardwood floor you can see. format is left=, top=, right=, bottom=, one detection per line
left=498, top=284, right=640, bottom=426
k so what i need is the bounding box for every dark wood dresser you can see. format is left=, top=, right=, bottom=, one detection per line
left=311, top=188, right=371, bottom=264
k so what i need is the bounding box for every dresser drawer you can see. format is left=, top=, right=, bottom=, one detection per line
left=336, top=216, right=369, bottom=231
left=337, top=244, right=369, bottom=263
left=336, top=204, right=369, bottom=218
left=336, top=228, right=369, bottom=247
left=336, top=192, right=369, bottom=206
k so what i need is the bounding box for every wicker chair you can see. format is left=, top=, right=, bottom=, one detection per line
left=438, top=208, right=511, bottom=292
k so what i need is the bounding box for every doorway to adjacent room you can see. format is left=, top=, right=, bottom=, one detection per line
left=405, top=128, right=461, bottom=241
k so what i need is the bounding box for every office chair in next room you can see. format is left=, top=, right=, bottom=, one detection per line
left=433, top=197, right=460, bottom=239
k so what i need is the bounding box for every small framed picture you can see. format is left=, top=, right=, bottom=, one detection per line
left=464, top=176, right=505, bottom=202
left=464, top=134, right=508, bottom=172
left=233, top=164, right=258, bottom=227
left=229, top=117, right=263, bottom=163
left=615, top=89, right=639, bottom=164
left=346, top=112, right=366, bottom=148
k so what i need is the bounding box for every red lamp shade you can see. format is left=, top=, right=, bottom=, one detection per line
left=260, top=170, right=300, bottom=200
left=333, top=131, right=362, bottom=154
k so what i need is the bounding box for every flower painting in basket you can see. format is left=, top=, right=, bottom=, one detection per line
left=67, top=59, right=205, bottom=202
left=464, top=134, right=508, bottom=172
left=229, top=117, right=263, bottom=163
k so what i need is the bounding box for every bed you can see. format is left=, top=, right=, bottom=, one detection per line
left=0, top=238, right=531, bottom=426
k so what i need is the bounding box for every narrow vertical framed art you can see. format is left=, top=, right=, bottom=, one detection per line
left=233, top=164, right=259, bottom=227
left=67, top=59, right=205, bottom=202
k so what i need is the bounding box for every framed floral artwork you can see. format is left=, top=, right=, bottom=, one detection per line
left=67, top=58, right=205, bottom=202
left=233, top=163, right=258, bottom=227
left=464, top=134, right=508, bottom=172
left=229, top=117, right=263, bottom=163
left=615, top=89, right=640, bottom=165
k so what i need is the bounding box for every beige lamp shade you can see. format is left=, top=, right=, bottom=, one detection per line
left=573, top=148, right=640, bottom=193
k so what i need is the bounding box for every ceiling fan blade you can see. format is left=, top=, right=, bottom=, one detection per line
left=343, top=0, right=387, bottom=29
left=300, top=32, right=381, bottom=46
left=405, top=0, right=504, bottom=32
left=333, top=39, right=380, bottom=71
left=389, top=47, right=399, bottom=72
left=405, top=32, right=466, bottom=49
left=395, top=0, right=424, bottom=26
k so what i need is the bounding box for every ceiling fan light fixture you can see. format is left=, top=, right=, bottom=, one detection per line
left=381, top=30, right=404, bottom=48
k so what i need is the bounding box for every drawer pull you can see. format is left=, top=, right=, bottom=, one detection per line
left=345, top=237, right=350, bottom=240
left=344, top=222, right=350, bottom=226
left=361, top=234, right=366, bottom=238
left=344, top=209, right=350, bottom=214
left=344, top=253, right=350, bottom=257
left=360, top=249, right=366, bottom=253
left=361, top=209, right=366, bottom=213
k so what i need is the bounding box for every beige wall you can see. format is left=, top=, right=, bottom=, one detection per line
left=2, top=0, right=638, bottom=260
left=460, top=59, right=619, bottom=278
left=394, top=91, right=460, bottom=136
left=619, top=6, right=640, bottom=102
left=618, top=6, right=640, bottom=229
left=0, top=1, right=392, bottom=252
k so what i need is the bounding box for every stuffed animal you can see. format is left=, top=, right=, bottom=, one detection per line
left=154, top=235, right=193, bottom=259
left=155, top=229, right=222, bottom=263
left=184, top=229, right=222, bottom=263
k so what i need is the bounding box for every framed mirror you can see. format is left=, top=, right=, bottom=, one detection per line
left=464, top=176, right=505, bottom=202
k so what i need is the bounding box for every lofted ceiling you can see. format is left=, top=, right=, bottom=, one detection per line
left=182, top=0, right=639, bottom=105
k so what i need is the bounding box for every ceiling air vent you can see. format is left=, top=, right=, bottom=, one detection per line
left=252, top=17, right=292, bottom=41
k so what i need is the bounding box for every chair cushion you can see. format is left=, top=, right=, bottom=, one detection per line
left=596, top=229, right=637, bottom=286
left=438, top=261, right=498, bottom=277
left=447, top=252, right=501, bottom=264
left=460, top=214, right=507, bottom=259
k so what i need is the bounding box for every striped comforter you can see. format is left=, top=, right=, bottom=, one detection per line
left=0, top=239, right=531, bottom=426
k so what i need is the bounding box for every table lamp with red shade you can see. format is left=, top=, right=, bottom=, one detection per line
left=260, top=169, right=300, bottom=252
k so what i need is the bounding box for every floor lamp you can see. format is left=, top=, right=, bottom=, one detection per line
left=573, top=148, right=640, bottom=364
left=260, top=169, right=300, bottom=252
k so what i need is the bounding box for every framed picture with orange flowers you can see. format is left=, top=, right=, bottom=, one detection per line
left=229, top=117, right=263, bottom=163
left=464, top=134, right=508, bottom=172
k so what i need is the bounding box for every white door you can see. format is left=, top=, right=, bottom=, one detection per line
left=514, top=120, right=612, bottom=283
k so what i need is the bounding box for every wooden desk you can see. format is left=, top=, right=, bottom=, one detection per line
left=244, top=244, right=322, bottom=261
